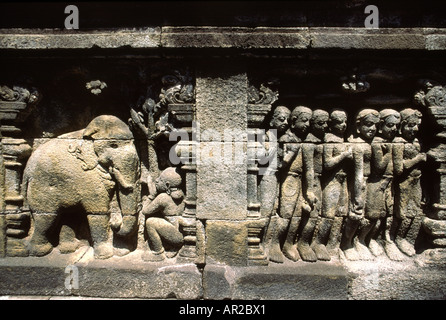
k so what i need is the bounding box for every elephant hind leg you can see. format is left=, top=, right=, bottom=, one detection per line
left=28, top=213, right=58, bottom=257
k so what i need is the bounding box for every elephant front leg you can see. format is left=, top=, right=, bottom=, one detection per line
left=28, top=213, right=57, bottom=257
left=87, top=214, right=114, bottom=259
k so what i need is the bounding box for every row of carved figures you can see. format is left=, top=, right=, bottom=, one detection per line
left=1, top=108, right=428, bottom=264
left=260, top=106, right=426, bottom=262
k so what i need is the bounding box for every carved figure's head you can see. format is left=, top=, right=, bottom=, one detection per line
left=400, top=108, right=422, bottom=141
left=155, top=167, right=183, bottom=200
left=379, top=109, right=401, bottom=141
left=355, top=109, right=380, bottom=141
left=270, top=106, right=291, bottom=134
left=329, top=109, right=348, bottom=136
left=310, top=109, right=329, bottom=139
left=290, top=106, right=312, bottom=138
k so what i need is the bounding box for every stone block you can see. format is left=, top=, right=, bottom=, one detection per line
left=0, top=248, right=203, bottom=299
left=205, top=220, right=249, bottom=266
left=309, top=27, right=426, bottom=50
left=196, top=143, right=247, bottom=220
left=346, top=255, right=446, bottom=300
left=0, top=29, right=161, bottom=50
left=196, top=62, right=247, bottom=140
left=77, top=260, right=203, bottom=299
left=0, top=249, right=88, bottom=296
left=161, top=27, right=310, bottom=49
left=203, top=262, right=349, bottom=300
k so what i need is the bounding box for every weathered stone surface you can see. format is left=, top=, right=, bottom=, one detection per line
left=0, top=248, right=203, bottom=299
left=0, top=214, right=5, bottom=257
left=1, top=2, right=446, bottom=302
left=205, top=220, right=248, bottom=266
left=196, top=62, right=247, bottom=138
left=1, top=28, right=446, bottom=51
left=196, top=143, right=247, bottom=220
left=309, top=27, right=427, bottom=50
left=347, top=255, right=446, bottom=300
left=161, top=27, right=310, bottom=49
left=0, top=28, right=161, bottom=50
left=77, top=260, right=202, bottom=299
left=203, top=261, right=349, bottom=300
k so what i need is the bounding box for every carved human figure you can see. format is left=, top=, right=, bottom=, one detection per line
left=358, top=109, right=402, bottom=260
left=259, top=106, right=291, bottom=262
left=392, top=108, right=426, bottom=257
left=268, top=106, right=312, bottom=263
left=341, top=109, right=380, bottom=260
left=312, top=109, right=352, bottom=261
left=298, top=109, right=329, bottom=262
left=141, top=167, right=184, bottom=261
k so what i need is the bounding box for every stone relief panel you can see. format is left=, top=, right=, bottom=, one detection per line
left=0, top=60, right=445, bottom=270
left=0, top=65, right=201, bottom=264
left=249, top=62, right=446, bottom=265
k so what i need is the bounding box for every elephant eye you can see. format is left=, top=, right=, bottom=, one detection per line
left=110, top=143, right=119, bottom=149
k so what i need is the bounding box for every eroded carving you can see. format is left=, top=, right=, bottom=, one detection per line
left=141, top=167, right=184, bottom=261
left=258, top=103, right=433, bottom=264
left=86, top=80, right=107, bottom=95
left=23, top=115, right=140, bottom=259
left=0, top=75, right=441, bottom=270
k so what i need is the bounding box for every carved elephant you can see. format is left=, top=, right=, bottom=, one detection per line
left=22, top=115, right=140, bottom=259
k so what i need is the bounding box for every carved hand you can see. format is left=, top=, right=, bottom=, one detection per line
left=306, top=191, right=318, bottom=207
left=418, top=153, right=427, bottom=162
left=343, top=147, right=353, bottom=160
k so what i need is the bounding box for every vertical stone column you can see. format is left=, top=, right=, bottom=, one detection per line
left=247, top=134, right=267, bottom=265
left=0, top=86, right=39, bottom=257
left=415, top=81, right=446, bottom=261
left=0, top=131, right=5, bottom=257
left=245, top=82, right=279, bottom=266
left=195, top=60, right=250, bottom=266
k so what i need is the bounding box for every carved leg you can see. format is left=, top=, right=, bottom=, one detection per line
left=58, top=225, right=82, bottom=254
left=87, top=214, right=114, bottom=259
left=380, top=216, right=406, bottom=261
left=28, top=213, right=57, bottom=257
left=282, top=216, right=301, bottom=262
left=341, top=217, right=360, bottom=261
left=367, top=218, right=384, bottom=256
left=143, top=217, right=183, bottom=261
left=355, top=218, right=375, bottom=260
left=312, top=217, right=333, bottom=261
left=327, top=216, right=344, bottom=252
left=296, top=216, right=317, bottom=262
left=395, top=217, right=416, bottom=257
left=268, top=216, right=287, bottom=263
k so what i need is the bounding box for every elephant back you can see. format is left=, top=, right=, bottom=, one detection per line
left=83, top=115, right=134, bottom=140
left=23, top=138, right=112, bottom=214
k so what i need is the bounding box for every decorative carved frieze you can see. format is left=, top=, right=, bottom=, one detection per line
left=0, top=70, right=444, bottom=270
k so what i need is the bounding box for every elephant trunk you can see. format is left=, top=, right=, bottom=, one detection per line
left=112, top=142, right=140, bottom=237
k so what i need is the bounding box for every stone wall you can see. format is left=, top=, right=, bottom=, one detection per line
left=1, top=1, right=446, bottom=301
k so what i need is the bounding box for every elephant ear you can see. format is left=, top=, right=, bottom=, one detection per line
left=83, top=115, right=134, bottom=140
left=67, top=139, right=99, bottom=171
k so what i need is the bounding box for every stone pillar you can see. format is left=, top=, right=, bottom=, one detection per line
left=415, top=81, right=446, bottom=262
left=0, top=85, right=39, bottom=257
left=247, top=135, right=267, bottom=265
left=245, top=83, right=279, bottom=266
left=0, top=136, right=5, bottom=257
left=195, top=60, right=249, bottom=266
left=175, top=132, right=202, bottom=263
